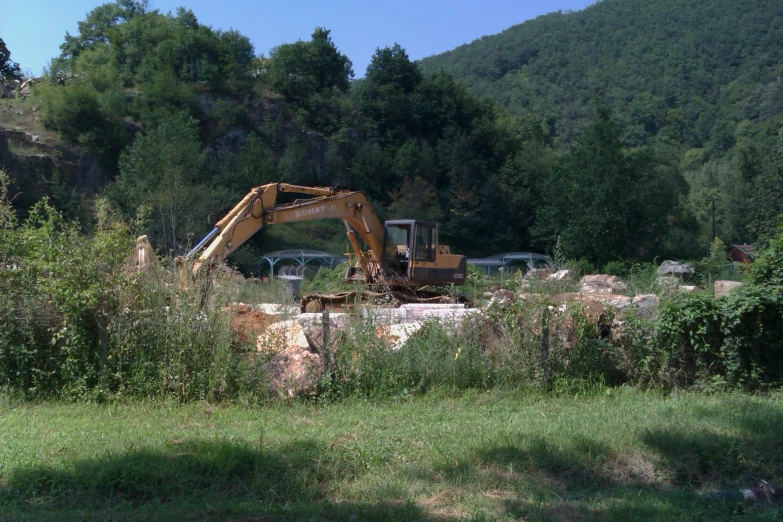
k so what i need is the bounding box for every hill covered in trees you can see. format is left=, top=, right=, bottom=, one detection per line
left=419, top=0, right=783, bottom=248
left=1, top=0, right=781, bottom=273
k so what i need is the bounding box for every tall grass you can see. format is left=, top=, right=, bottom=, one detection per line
left=2, top=173, right=782, bottom=403
left=321, top=296, right=618, bottom=400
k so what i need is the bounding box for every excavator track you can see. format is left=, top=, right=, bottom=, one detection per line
left=300, top=288, right=473, bottom=313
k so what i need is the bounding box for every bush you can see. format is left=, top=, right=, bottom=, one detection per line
left=644, top=231, right=783, bottom=388
left=0, top=185, right=261, bottom=401
left=749, top=224, right=783, bottom=286
left=0, top=197, right=135, bottom=397
left=602, top=260, right=633, bottom=277
left=39, top=82, right=126, bottom=161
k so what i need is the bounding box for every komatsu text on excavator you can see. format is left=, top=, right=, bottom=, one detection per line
left=177, top=183, right=468, bottom=310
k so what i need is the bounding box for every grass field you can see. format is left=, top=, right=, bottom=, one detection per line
left=1, top=389, right=782, bottom=521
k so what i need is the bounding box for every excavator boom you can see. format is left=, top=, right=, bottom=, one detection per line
left=180, top=183, right=467, bottom=293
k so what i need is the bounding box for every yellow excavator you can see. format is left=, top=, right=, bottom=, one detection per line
left=170, top=183, right=468, bottom=310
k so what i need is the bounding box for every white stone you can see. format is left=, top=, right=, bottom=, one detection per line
left=256, top=320, right=309, bottom=355
left=714, top=280, right=743, bottom=298
left=376, top=321, right=424, bottom=350
left=548, top=269, right=571, bottom=280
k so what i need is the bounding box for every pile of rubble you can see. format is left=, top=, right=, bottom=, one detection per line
left=227, top=261, right=747, bottom=399
left=226, top=302, right=479, bottom=398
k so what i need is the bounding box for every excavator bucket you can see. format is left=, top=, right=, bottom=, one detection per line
left=129, top=235, right=156, bottom=273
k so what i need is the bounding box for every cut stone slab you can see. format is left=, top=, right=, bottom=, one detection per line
left=375, top=321, right=424, bottom=350
left=256, top=320, right=309, bottom=356
left=362, top=307, right=408, bottom=324
left=714, top=280, right=744, bottom=298
left=403, top=303, right=466, bottom=309
left=294, top=312, right=348, bottom=329
left=657, top=260, right=696, bottom=277
left=548, top=269, right=571, bottom=280
left=579, top=274, right=627, bottom=295
left=400, top=305, right=474, bottom=325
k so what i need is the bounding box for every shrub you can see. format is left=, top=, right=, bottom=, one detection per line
left=39, top=82, right=126, bottom=161
left=0, top=197, right=135, bottom=397
left=324, top=296, right=615, bottom=399
left=646, top=231, right=783, bottom=389
left=0, top=186, right=260, bottom=401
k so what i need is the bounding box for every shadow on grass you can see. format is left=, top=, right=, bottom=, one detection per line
left=639, top=398, right=783, bottom=489
left=4, top=400, right=783, bottom=521
left=427, top=434, right=701, bottom=521
left=1, top=438, right=443, bottom=521
left=424, top=400, right=783, bottom=520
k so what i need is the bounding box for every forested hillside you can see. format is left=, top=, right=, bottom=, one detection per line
left=1, top=0, right=781, bottom=272
left=420, top=0, right=783, bottom=249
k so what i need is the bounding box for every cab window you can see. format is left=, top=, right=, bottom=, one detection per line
left=413, top=225, right=435, bottom=262
left=384, top=224, right=411, bottom=261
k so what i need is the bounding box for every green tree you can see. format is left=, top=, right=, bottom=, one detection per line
left=56, top=0, right=147, bottom=69
left=41, top=82, right=125, bottom=161
left=110, top=114, right=226, bottom=255
left=388, top=177, right=443, bottom=223
left=267, top=27, right=353, bottom=103
left=748, top=130, right=783, bottom=242
left=358, top=45, right=423, bottom=144
left=533, top=107, right=686, bottom=264
left=365, top=44, right=422, bottom=93
left=349, top=142, right=393, bottom=206
left=0, top=38, right=22, bottom=80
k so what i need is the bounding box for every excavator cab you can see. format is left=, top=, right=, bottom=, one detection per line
left=383, top=220, right=464, bottom=285
left=383, top=220, right=416, bottom=275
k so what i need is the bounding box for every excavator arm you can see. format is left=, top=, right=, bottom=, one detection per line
left=183, top=183, right=387, bottom=280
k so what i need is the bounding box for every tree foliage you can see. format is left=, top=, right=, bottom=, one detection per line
left=112, top=114, right=226, bottom=255
left=267, top=27, right=353, bottom=103
left=0, top=37, right=22, bottom=80
left=533, top=108, right=688, bottom=264
left=14, top=0, right=783, bottom=267
left=420, top=0, right=783, bottom=247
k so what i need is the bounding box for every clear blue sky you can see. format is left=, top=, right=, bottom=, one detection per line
left=1, top=0, right=595, bottom=78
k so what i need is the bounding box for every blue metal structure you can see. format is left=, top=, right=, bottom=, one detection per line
left=257, top=249, right=344, bottom=279
left=466, top=252, right=551, bottom=275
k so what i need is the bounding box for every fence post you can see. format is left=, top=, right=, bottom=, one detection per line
left=322, top=309, right=331, bottom=378
left=541, top=306, right=549, bottom=388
